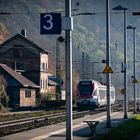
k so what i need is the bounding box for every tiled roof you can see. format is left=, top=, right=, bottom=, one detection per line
left=0, top=63, right=39, bottom=88
left=0, top=33, right=52, bottom=54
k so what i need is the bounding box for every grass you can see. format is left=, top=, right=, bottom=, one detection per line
left=92, top=114, right=140, bottom=140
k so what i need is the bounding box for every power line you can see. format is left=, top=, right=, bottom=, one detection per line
left=0, top=11, right=136, bottom=15
left=0, top=8, right=78, bottom=15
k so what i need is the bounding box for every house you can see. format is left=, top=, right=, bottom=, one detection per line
left=0, top=30, right=52, bottom=96
left=0, top=30, right=60, bottom=106
left=0, top=63, right=39, bottom=108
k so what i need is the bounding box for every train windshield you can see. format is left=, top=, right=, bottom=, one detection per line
left=79, top=81, right=93, bottom=94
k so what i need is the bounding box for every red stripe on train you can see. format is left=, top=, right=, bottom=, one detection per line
left=80, top=94, right=92, bottom=98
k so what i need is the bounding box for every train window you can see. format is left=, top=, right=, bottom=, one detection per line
left=79, top=83, right=93, bottom=95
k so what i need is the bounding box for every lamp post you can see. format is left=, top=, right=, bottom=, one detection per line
left=65, top=0, right=73, bottom=139
left=113, top=5, right=128, bottom=119
left=127, top=25, right=137, bottom=114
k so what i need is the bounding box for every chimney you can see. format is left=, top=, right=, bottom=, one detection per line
left=21, top=29, right=26, bottom=37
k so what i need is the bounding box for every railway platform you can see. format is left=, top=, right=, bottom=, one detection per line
left=45, top=111, right=132, bottom=140
left=0, top=111, right=133, bottom=140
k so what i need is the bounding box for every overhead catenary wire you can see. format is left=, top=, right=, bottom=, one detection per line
left=0, top=11, right=137, bottom=15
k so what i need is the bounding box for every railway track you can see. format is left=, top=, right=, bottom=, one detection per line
left=0, top=110, right=91, bottom=136
left=0, top=100, right=136, bottom=137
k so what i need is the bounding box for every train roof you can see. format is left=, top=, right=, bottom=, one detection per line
left=78, top=79, right=115, bottom=88
left=79, top=79, right=102, bottom=86
left=79, top=79, right=101, bottom=84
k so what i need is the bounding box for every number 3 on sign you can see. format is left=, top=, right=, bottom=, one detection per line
left=40, top=13, right=61, bottom=34
left=43, top=14, right=53, bottom=30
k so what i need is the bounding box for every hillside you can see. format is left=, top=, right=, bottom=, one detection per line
left=0, top=0, right=140, bottom=99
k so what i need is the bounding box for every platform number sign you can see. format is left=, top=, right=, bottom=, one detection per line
left=40, top=13, right=61, bottom=34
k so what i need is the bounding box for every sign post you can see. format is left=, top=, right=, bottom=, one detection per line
left=40, top=13, right=61, bottom=34
left=64, top=0, right=73, bottom=139
left=106, top=0, right=112, bottom=128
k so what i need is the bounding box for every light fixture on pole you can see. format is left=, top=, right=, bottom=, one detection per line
left=112, top=5, right=128, bottom=119
left=127, top=25, right=137, bottom=114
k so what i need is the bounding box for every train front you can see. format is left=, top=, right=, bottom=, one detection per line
left=76, top=79, right=98, bottom=110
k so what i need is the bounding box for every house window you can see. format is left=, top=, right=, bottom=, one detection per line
left=43, top=79, right=45, bottom=89
left=41, top=62, right=46, bottom=71
left=25, top=90, right=31, bottom=98
left=46, top=63, right=48, bottom=72
left=40, top=79, right=42, bottom=89
left=46, top=79, right=48, bottom=89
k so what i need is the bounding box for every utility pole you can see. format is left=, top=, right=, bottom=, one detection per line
left=81, top=52, right=85, bottom=79
left=56, top=39, right=61, bottom=100
left=86, top=54, right=90, bottom=79
left=123, top=7, right=128, bottom=119
left=92, top=62, right=95, bottom=79
left=106, top=0, right=111, bottom=128
left=78, top=44, right=81, bottom=79
left=133, top=27, right=136, bottom=114
left=132, top=11, right=140, bottom=113
left=65, top=0, right=73, bottom=139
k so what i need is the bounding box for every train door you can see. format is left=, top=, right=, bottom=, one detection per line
left=98, top=89, right=106, bottom=106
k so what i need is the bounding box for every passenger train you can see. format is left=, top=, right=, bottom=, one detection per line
left=76, top=79, right=115, bottom=110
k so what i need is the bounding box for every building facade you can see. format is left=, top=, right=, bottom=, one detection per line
left=0, top=64, right=39, bottom=108
left=0, top=31, right=57, bottom=107
left=0, top=31, right=50, bottom=95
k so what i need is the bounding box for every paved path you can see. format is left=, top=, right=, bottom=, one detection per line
left=0, top=111, right=133, bottom=140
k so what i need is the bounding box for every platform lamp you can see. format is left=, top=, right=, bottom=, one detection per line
left=127, top=25, right=137, bottom=114
left=112, top=5, right=128, bottom=119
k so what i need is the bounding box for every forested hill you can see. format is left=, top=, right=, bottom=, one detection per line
left=0, top=0, right=140, bottom=98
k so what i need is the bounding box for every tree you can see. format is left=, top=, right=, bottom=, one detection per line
left=0, top=22, right=10, bottom=44
left=0, top=75, right=8, bottom=108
